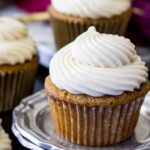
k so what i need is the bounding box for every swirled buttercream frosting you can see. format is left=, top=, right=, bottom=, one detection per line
left=50, top=27, right=148, bottom=97
left=0, top=17, right=37, bottom=65
left=52, top=0, right=131, bottom=19
left=0, top=119, right=12, bottom=150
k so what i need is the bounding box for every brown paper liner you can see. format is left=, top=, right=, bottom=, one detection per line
left=48, top=96, right=144, bottom=146
left=49, top=7, right=132, bottom=49
left=0, top=56, right=38, bottom=112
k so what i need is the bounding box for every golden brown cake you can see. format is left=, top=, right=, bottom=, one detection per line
left=45, top=77, right=149, bottom=146
left=0, top=18, right=38, bottom=112
left=0, top=56, right=38, bottom=111
left=45, top=27, right=149, bottom=146
left=49, top=0, right=132, bottom=49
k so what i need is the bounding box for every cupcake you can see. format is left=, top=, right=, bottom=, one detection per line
left=0, top=119, right=12, bottom=150
left=49, top=0, right=132, bottom=49
left=0, top=18, right=38, bottom=112
left=45, top=27, right=150, bottom=146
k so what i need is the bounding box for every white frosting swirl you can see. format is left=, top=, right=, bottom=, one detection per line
left=0, top=119, right=12, bottom=150
left=50, top=27, right=148, bottom=97
left=0, top=17, right=37, bottom=65
left=0, top=17, right=27, bottom=41
left=52, top=0, right=131, bottom=19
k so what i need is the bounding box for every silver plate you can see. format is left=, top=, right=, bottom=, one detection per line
left=12, top=90, right=150, bottom=150
left=12, top=124, right=44, bottom=150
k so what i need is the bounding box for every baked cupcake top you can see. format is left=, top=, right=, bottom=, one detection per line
left=0, top=17, right=37, bottom=65
left=50, top=27, right=148, bottom=97
left=51, top=0, right=131, bottom=19
left=0, top=119, right=12, bottom=150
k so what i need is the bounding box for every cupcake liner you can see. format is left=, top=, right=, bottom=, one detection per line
left=48, top=96, right=144, bottom=146
left=49, top=7, right=132, bottom=49
left=0, top=56, right=38, bottom=112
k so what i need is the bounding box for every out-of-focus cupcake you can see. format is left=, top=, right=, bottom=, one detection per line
left=49, top=0, right=132, bottom=49
left=0, top=17, right=38, bottom=112
left=45, top=27, right=150, bottom=146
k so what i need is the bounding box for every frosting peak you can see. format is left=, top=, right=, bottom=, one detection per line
left=72, top=27, right=136, bottom=67
left=0, top=18, right=37, bottom=65
left=50, top=27, right=148, bottom=97
left=52, top=0, right=131, bottom=19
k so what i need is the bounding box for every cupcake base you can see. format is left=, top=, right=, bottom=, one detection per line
left=0, top=56, right=38, bottom=112
left=49, top=7, right=132, bottom=49
left=45, top=76, right=150, bottom=146
left=49, top=97, right=143, bottom=146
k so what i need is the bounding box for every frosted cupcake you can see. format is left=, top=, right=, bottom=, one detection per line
left=0, top=18, right=38, bottom=112
left=45, top=27, right=150, bottom=146
left=49, top=0, right=132, bottom=49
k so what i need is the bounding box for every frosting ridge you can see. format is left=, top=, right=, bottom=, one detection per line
left=0, top=18, right=37, bottom=65
left=52, top=0, right=131, bottom=19
left=0, top=17, right=27, bottom=41
left=50, top=27, right=148, bottom=97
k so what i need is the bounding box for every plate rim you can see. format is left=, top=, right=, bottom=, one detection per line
left=12, top=90, right=150, bottom=150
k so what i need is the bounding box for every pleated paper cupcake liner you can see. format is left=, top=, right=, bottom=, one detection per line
left=0, top=57, right=38, bottom=112
left=49, top=8, right=132, bottom=49
left=49, top=97, right=144, bottom=147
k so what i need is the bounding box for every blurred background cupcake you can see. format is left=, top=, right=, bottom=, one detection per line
left=0, top=17, right=38, bottom=112
left=49, top=0, right=132, bottom=49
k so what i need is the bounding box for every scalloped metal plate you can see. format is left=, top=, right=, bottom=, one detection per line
left=12, top=90, right=150, bottom=150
